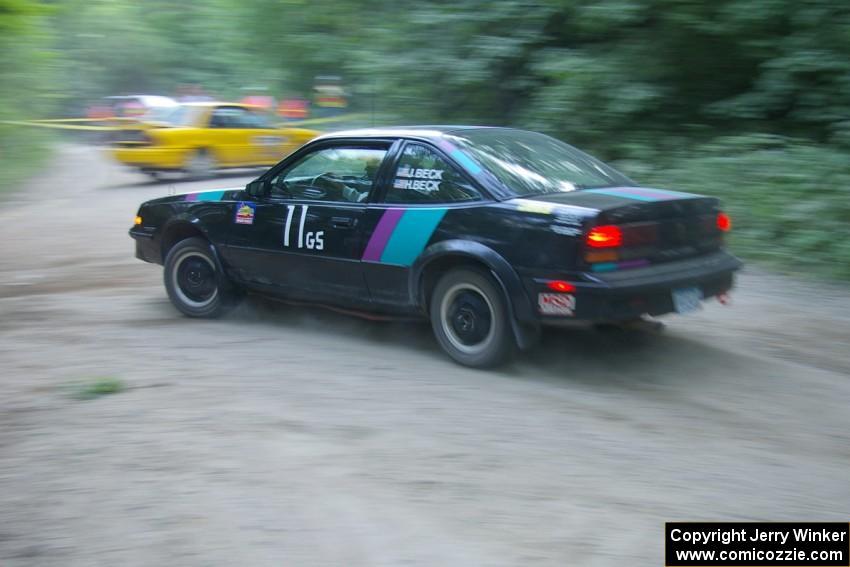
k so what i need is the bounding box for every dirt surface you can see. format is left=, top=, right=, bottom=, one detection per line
left=1, top=145, right=849, bottom=566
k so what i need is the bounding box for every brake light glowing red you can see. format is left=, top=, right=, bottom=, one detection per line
left=547, top=280, right=576, bottom=293
left=586, top=225, right=622, bottom=248
left=717, top=212, right=731, bottom=232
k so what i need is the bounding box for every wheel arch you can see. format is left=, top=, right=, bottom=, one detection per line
left=411, top=240, right=540, bottom=350
left=159, top=218, right=209, bottom=260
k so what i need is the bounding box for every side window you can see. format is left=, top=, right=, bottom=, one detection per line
left=209, top=107, right=239, bottom=128
left=384, top=143, right=482, bottom=204
left=209, top=107, right=266, bottom=128
left=239, top=109, right=272, bottom=128
left=269, top=146, right=387, bottom=203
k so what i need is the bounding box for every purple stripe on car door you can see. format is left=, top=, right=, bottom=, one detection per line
left=362, top=208, right=405, bottom=262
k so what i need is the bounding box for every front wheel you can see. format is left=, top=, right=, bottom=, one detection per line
left=163, top=237, right=238, bottom=318
left=430, top=268, right=514, bottom=368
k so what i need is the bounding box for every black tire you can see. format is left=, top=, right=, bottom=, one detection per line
left=429, top=268, right=514, bottom=368
left=163, top=237, right=238, bottom=318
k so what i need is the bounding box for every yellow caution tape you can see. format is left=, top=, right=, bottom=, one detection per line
left=27, top=117, right=134, bottom=123
left=3, top=112, right=368, bottom=131
left=0, top=120, right=119, bottom=131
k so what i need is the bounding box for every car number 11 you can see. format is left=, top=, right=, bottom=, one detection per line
left=283, top=205, right=324, bottom=250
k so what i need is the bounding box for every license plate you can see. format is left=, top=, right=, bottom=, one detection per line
left=538, top=293, right=576, bottom=316
left=672, top=286, right=703, bottom=314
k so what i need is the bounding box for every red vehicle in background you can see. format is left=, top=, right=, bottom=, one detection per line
left=87, top=95, right=178, bottom=120
left=278, top=98, right=309, bottom=119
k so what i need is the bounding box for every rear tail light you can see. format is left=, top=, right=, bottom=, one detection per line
left=547, top=280, right=575, bottom=293
left=717, top=212, right=731, bottom=232
left=586, top=225, right=622, bottom=248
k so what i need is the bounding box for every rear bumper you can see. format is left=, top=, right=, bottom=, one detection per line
left=580, top=250, right=742, bottom=292
left=110, top=147, right=189, bottom=170
left=533, top=251, right=742, bottom=322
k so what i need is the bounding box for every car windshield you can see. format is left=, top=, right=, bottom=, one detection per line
left=445, top=129, right=634, bottom=197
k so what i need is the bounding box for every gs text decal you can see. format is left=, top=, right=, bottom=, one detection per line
left=283, top=205, right=324, bottom=250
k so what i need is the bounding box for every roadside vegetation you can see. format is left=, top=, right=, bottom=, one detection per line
left=0, top=1, right=55, bottom=195
left=1, top=0, right=848, bottom=278
left=646, top=137, right=850, bottom=280
left=0, top=130, right=51, bottom=196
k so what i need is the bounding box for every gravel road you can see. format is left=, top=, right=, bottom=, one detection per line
left=1, top=145, right=849, bottom=566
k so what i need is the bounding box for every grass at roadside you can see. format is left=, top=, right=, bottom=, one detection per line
left=0, top=128, right=53, bottom=198
left=632, top=135, right=850, bottom=282
left=68, top=376, right=127, bottom=400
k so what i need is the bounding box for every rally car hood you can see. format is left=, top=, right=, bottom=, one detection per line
left=142, top=188, right=243, bottom=206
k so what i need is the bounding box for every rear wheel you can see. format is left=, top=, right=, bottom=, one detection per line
left=163, top=237, right=238, bottom=317
left=430, top=268, right=514, bottom=368
left=184, top=149, right=215, bottom=180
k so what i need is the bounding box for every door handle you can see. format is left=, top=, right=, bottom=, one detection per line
left=331, top=216, right=357, bottom=229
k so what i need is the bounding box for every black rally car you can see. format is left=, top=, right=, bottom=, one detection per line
left=130, top=126, right=741, bottom=367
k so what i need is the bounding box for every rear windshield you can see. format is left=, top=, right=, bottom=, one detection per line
left=445, top=129, right=634, bottom=197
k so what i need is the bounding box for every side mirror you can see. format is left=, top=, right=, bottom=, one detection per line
left=246, top=179, right=268, bottom=198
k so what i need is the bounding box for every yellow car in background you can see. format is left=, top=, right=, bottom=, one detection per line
left=110, top=102, right=319, bottom=178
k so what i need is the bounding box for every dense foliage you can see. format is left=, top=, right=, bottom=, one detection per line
left=0, top=0, right=54, bottom=188
left=2, top=0, right=849, bottom=278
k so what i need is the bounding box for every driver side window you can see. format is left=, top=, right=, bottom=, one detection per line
left=269, top=146, right=387, bottom=203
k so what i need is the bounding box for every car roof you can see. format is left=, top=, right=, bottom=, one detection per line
left=105, top=95, right=178, bottom=107
left=180, top=101, right=264, bottom=110
left=314, top=125, right=509, bottom=142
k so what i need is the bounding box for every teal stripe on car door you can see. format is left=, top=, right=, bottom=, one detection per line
left=195, top=190, right=226, bottom=201
left=379, top=208, right=448, bottom=266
